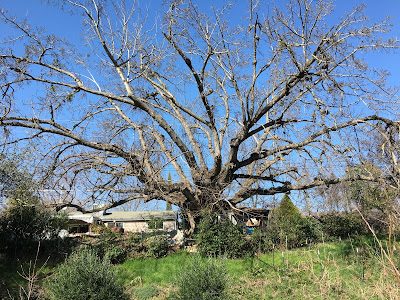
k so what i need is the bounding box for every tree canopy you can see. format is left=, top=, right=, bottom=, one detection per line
left=0, top=0, right=399, bottom=231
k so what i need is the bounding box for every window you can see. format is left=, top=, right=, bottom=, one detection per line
left=115, top=222, right=124, bottom=228
left=147, top=218, right=163, bottom=229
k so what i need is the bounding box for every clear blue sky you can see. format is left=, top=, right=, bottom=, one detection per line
left=1, top=0, right=399, bottom=84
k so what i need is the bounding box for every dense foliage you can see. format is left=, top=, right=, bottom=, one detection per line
left=47, top=248, right=128, bottom=300
left=146, top=234, right=170, bottom=258
left=0, top=155, right=67, bottom=255
left=318, top=213, right=366, bottom=238
left=0, top=198, right=66, bottom=243
left=196, top=213, right=249, bottom=258
left=176, top=255, right=227, bottom=300
left=263, top=195, right=318, bottom=249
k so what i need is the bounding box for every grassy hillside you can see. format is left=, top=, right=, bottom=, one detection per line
left=117, top=237, right=400, bottom=299
left=1, top=236, right=399, bottom=299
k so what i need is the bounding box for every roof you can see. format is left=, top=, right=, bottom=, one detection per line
left=68, top=213, right=100, bottom=223
left=101, top=210, right=178, bottom=222
left=68, top=210, right=178, bottom=222
left=230, top=207, right=270, bottom=218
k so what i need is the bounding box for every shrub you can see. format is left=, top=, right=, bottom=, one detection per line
left=127, top=232, right=144, bottom=255
left=146, top=234, right=169, bottom=258
left=99, top=227, right=121, bottom=246
left=47, top=248, right=128, bottom=300
left=0, top=197, right=67, bottom=256
left=94, top=228, right=125, bottom=260
left=318, top=213, right=366, bottom=238
left=196, top=213, right=249, bottom=258
left=263, top=215, right=323, bottom=250
left=297, top=217, right=323, bottom=244
left=176, top=255, right=227, bottom=300
left=104, top=245, right=127, bottom=264
left=134, top=285, right=159, bottom=300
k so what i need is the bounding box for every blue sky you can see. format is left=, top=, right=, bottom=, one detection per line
left=1, top=0, right=399, bottom=83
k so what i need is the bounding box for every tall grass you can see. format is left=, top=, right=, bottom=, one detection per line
left=117, top=237, right=400, bottom=299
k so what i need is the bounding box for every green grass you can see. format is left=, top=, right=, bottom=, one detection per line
left=117, top=251, right=190, bottom=286
left=0, top=255, right=58, bottom=299
left=2, top=236, right=399, bottom=299
left=117, top=238, right=400, bottom=299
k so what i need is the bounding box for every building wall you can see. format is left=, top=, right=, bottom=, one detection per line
left=104, top=220, right=177, bottom=233
left=163, top=220, right=176, bottom=231
left=123, top=221, right=148, bottom=232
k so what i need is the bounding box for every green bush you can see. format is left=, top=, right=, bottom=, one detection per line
left=99, top=228, right=121, bottom=246
left=94, top=228, right=126, bottom=261
left=0, top=197, right=67, bottom=256
left=47, top=248, right=128, bottom=300
left=297, top=217, right=323, bottom=244
left=104, top=245, right=127, bottom=264
left=176, top=255, right=227, bottom=300
left=146, top=234, right=169, bottom=258
left=318, top=213, right=366, bottom=238
left=263, top=216, right=323, bottom=249
left=196, top=214, right=248, bottom=258
left=127, top=232, right=143, bottom=255
left=134, top=285, right=159, bottom=300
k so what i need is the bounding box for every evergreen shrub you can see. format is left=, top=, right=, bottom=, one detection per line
left=104, top=245, right=127, bottom=264
left=264, top=194, right=322, bottom=249
left=146, top=234, right=169, bottom=258
left=47, top=248, right=128, bottom=300
left=196, top=213, right=249, bottom=258
left=176, top=255, right=227, bottom=300
left=318, top=213, right=366, bottom=238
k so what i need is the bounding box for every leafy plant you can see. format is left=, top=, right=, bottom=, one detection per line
left=196, top=213, right=249, bottom=258
left=176, top=255, right=227, bottom=300
left=318, top=213, right=366, bottom=238
left=47, top=248, right=128, bottom=300
left=127, top=232, right=143, bottom=255
left=104, top=245, right=127, bottom=264
left=0, top=154, right=67, bottom=255
left=0, top=198, right=67, bottom=256
left=146, top=235, right=169, bottom=258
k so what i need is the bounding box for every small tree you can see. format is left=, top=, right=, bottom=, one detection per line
left=0, top=198, right=66, bottom=242
left=274, top=194, right=302, bottom=220
left=47, top=248, right=128, bottom=300
left=266, top=194, right=313, bottom=248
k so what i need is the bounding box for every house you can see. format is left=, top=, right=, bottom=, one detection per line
left=67, top=210, right=178, bottom=234
left=68, top=212, right=101, bottom=234
left=224, top=207, right=270, bottom=234
left=101, top=211, right=178, bottom=232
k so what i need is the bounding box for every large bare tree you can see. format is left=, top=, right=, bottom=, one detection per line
left=0, top=0, right=399, bottom=231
